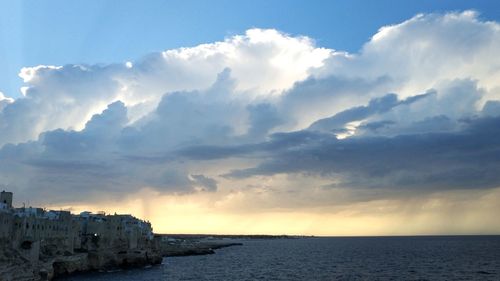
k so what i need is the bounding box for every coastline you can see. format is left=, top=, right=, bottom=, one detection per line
left=0, top=236, right=244, bottom=281
left=51, top=239, right=244, bottom=280
left=0, top=239, right=162, bottom=281
left=161, top=240, right=243, bottom=257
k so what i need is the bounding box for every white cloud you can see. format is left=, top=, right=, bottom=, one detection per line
left=0, top=29, right=331, bottom=147
left=321, top=11, right=500, bottom=100
left=0, top=92, right=14, bottom=111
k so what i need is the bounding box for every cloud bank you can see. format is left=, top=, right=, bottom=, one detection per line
left=1, top=11, right=500, bottom=215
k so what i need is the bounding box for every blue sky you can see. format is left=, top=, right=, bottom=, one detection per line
left=1, top=1, right=500, bottom=235
left=1, top=0, right=499, bottom=98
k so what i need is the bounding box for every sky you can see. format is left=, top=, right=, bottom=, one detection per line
left=1, top=1, right=500, bottom=235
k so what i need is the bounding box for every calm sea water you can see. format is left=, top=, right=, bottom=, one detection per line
left=59, top=236, right=500, bottom=281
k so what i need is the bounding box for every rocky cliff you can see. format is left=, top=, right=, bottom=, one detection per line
left=0, top=244, right=162, bottom=281
left=0, top=244, right=38, bottom=281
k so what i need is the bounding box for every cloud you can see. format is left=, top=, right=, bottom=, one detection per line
left=308, top=92, right=430, bottom=134
left=0, top=92, right=225, bottom=202
left=221, top=115, right=500, bottom=192
left=0, top=92, right=14, bottom=110
left=321, top=11, right=500, bottom=99
left=0, top=29, right=331, bottom=147
left=1, top=11, right=500, bottom=209
left=191, top=174, right=218, bottom=192
left=482, top=100, right=500, bottom=117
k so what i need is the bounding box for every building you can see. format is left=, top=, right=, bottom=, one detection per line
left=0, top=191, right=155, bottom=262
left=0, top=190, right=13, bottom=209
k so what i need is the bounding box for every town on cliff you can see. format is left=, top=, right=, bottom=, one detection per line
left=0, top=190, right=162, bottom=281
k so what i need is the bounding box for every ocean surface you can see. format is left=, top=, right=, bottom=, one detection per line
left=58, top=236, right=500, bottom=281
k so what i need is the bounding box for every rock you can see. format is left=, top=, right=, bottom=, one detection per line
left=161, top=240, right=242, bottom=257
left=1, top=244, right=162, bottom=280
left=0, top=246, right=38, bottom=281
left=51, top=253, right=88, bottom=277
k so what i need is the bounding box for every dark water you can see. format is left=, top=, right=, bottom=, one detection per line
left=60, top=236, right=500, bottom=281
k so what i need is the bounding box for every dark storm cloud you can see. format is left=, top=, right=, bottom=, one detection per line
left=0, top=101, right=216, bottom=202
left=246, top=103, right=284, bottom=139
left=191, top=174, right=218, bottom=192
left=309, top=92, right=431, bottom=132
left=177, top=114, right=500, bottom=191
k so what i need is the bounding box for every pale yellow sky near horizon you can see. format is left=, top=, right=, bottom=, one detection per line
left=44, top=186, right=500, bottom=236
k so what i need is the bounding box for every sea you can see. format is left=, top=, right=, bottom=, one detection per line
left=58, top=236, right=500, bottom=281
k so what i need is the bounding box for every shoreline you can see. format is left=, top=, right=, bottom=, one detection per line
left=162, top=240, right=243, bottom=257
left=52, top=240, right=244, bottom=280
left=1, top=239, right=245, bottom=281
